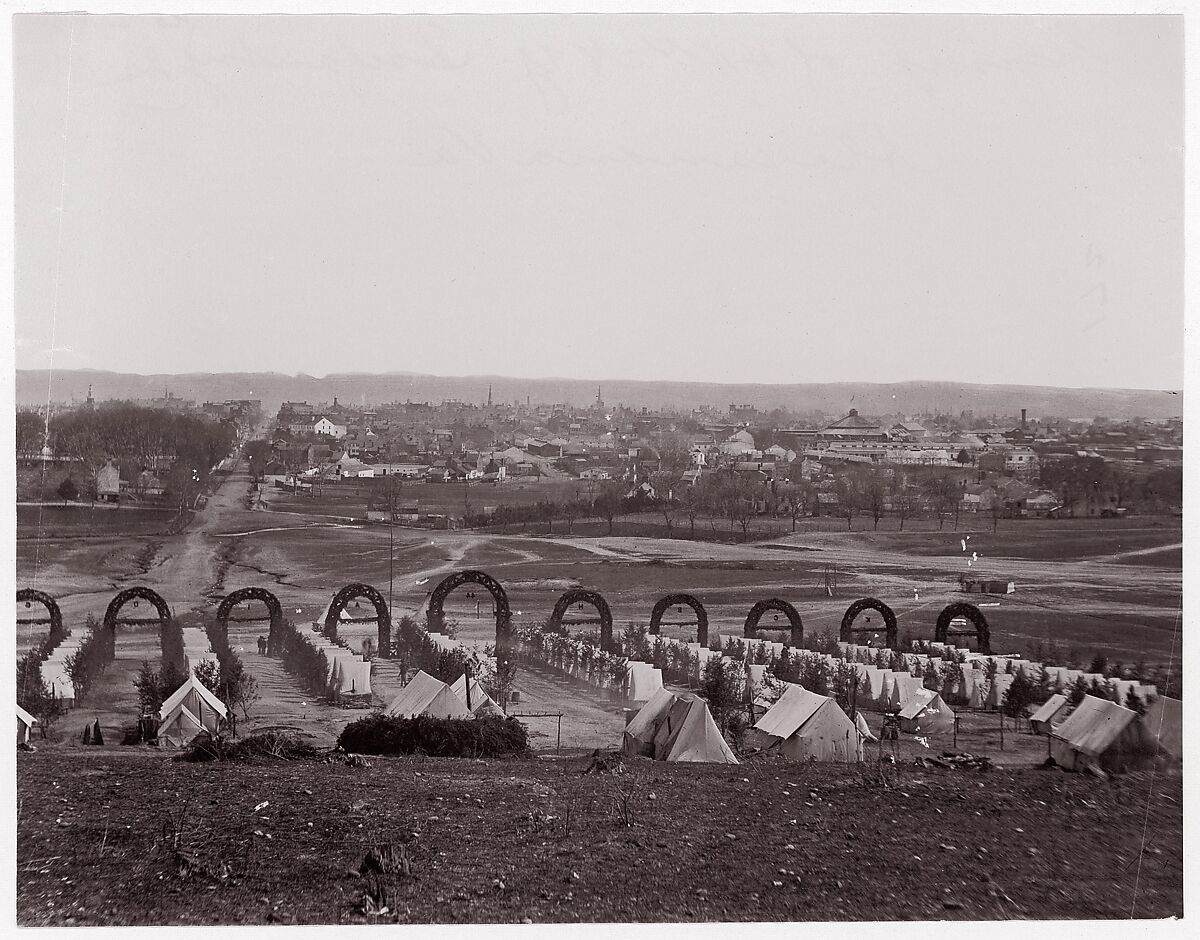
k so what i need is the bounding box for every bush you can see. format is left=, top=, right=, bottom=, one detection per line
left=338, top=713, right=529, bottom=758
left=179, top=730, right=323, bottom=763
left=65, top=615, right=115, bottom=703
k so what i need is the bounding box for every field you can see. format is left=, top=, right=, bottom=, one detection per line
left=15, top=750, right=1183, bottom=925
left=14, top=457, right=1185, bottom=925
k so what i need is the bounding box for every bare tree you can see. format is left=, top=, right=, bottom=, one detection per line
left=923, top=472, right=956, bottom=530
left=679, top=483, right=703, bottom=539
left=891, top=471, right=914, bottom=531
left=594, top=481, right=624, bottom=536
left=651, top=470, right=682, bottom=535
left=779, top=481, right=812, bottom=532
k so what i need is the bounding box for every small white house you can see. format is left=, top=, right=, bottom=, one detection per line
left=313, top=417, right=348, bottom=439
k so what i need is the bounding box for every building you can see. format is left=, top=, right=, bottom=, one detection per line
left=313, top=417, right=348, bottom=439
left=816, top=409, right=887, bottom=442
left=95, top=460, right=121, bottom=503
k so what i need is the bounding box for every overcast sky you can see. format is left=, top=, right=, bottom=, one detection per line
left=14, top=14, right=1183, bottom=389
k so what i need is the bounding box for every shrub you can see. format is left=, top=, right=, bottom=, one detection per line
left=337, top=713, right=529, bottom=758
left=179, top=730, right=323, bottom=763
left=65, top=615, right=115, bottom=703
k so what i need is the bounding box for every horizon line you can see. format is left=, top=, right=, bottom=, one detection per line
left=12, top=366, right=1183, bottom=396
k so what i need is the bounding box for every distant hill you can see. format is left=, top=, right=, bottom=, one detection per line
left=14, top=369, right=1182, bottom=421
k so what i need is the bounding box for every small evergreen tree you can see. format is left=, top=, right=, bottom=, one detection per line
left=1088, top=654, right=1109, bottom=676
left=57, top=476, right=78, bottom=503
left=1068, top=675, right=1089, bottom=706
left=134, top=660, right=163, bottom=712
left=1002, top=671, right=1035, bottom=721
left=1125, top=685, right=1146, bottom=716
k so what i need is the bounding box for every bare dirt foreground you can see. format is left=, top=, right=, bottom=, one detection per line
left=16, top=751, right=1182, bottom=925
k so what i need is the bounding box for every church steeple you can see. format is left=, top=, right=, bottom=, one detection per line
left=85, top=385, right=95, bottom=411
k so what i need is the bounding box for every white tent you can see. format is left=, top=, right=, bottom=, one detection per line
left=1050, top=696, right=1155, bottom=774
left=1141, top=696, right=1181, bottom=764
left=17, top=704, right=38, bottom=744
left=1029, top=693, right=1071, bottom=735
left=988, top=673, right=1015, bottom=709
left=622, top=688, right=737, bottom=764
left=383, top=670, right=470, bottom=719
left=331, top=655, right=372, bottom=696
left=889, top=675, right=925, bottom=710
left=158, top=673, right=229, bottom=747
left=898, top=689, right=955, bottom=735
left=752, top=683, right=863, bottom=762
left=451, top=674, right=501, bottom=715
left=626, top=662, right=664, bottom=703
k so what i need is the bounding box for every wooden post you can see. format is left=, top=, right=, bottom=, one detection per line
left=464, top=663, right=472, bottom=711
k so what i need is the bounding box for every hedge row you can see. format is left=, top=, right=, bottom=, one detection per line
left=338, top=713, right=529, bottom=758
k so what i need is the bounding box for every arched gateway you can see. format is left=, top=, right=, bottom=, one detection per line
left=934, top=602, right=992, bottom=655
left=427, top=570, right=513, bottom=659
left=216, top=587, right=285, bottom=653
left=743, top=598, right=803, bottom=647
left=324, top=583, right=391, bottom=654
left=840, top=597, right=898, bottom=649
left=546, top=589, right=616, bottom=652
left=648, top=594, right=709, bottom=647
left=17, top=588, right=64, bottom=644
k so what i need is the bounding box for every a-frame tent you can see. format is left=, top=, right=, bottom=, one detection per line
left=383, top=670, right=470, bottom=719
left=1141, top=696, right=1181, bottom=765
left=1029, top=693, right=1071, bottom=735
left=158, top=672, right=229, bottom=747
left=752, top=683, right=863, bottom=762
left=1050, top=695, right=1155, bottom=774
left=451, top=674, right=501, bottom=716
left=622, top=688, right=738, bottom=764
left=897, top=688, right=955, bottom=734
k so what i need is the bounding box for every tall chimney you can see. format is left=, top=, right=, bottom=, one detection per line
left=1021, top=408, right=1027, bottom=429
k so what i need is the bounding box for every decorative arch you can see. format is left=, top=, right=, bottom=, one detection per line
left=934, top=602, right=992, bottom=655
left=104, top=587, right=172, bottom=632
left=547, top=589, right=615, bottom=652
left=840, top=597, right=898, bottom=649
left=744, top=598, right=803, bottom=647
left=216, top=587, right=285, bottom=652
left=427, top=570, right=512, bottom=656
left=324, top=583, right=391, bottom=654
left=17, top=588, right=64, bottom=643
left=648, top=594, right=709, bottom=647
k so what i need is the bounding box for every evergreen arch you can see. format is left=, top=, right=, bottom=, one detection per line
left=17, top=588, right=64, bottom=644
left=103, top=586, right=173, bottom=632
left=216, top=587, right=285, bottom=652
left=934, top=602, right=992, bottom=655
left=427, top=570, right=512, bottom=657
left=648, top=594, right=709, bottom=647
left=744, top=598, right=803, bottom=647
left=839, top=597, right=898, bottom=649
left=324, top=583, right=391, bottom=654
left=547, top=589, right=616, bottom=652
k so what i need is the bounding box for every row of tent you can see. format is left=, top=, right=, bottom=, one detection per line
left=39, top=635, right=85, bottom=708
left=620, top=680, right=891, bottom=766
left=381, top=669, right=501, bottom=719
left=182, top=627, right=218, bottom=675
left=298, top=627, right=373, bottom=697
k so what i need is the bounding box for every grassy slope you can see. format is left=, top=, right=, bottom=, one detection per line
left=17, top=751, right=1182, bottom=926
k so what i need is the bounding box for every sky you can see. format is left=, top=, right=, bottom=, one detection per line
left=13, top=13, right=1184, bottom=389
